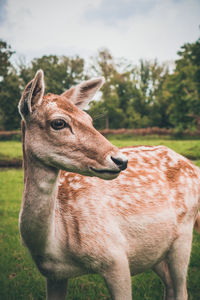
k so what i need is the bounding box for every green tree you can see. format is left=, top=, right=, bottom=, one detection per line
left=0, top=71, right=21, bottom=130
left=89, top=49, right=124, bottom=129
left=19, top=55, right=86, bottom=95
left=89, top=50, right=171, bottom=130
left=167, top=38, right=200, bottom=131
left=133, top=59, right=171, bottom=128
left=0, top=39, right=14, bottom=77
left=89, top=49, right=143, bottom=129
left=0, top=40, right=21, bottom=130
left=110, top=71, right=148, bottom=128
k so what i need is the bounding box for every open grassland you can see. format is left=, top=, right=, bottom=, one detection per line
left=0, top=136, right=200, bottom=299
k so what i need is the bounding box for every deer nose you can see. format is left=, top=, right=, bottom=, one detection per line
left=111, top=156, right=128, bottom=171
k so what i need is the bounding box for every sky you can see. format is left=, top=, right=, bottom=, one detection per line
left=0, top=0, right=199, bottom=65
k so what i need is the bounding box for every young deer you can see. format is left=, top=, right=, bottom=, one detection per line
left=19, top=70, right=200, bottom=300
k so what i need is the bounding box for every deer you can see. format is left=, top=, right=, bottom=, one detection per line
left=18, top=69, right=200, bottom=300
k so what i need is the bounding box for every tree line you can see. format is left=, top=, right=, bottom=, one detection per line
left=0, top=38, right=200, bottom=132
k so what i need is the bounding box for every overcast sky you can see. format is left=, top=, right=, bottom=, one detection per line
left=0, top=0, right=199, bottom=65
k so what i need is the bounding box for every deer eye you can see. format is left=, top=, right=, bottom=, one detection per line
left=51, top=119, right=66, bottom=130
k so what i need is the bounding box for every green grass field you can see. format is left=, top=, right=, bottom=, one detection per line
left=0, top=136, right=200, bottom=299
left=0, top=141, right=22, bottom=160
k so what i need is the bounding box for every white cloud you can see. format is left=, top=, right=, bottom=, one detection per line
left=0, top=0, right=199, bottom=64
left=84, top=0, right=157, bottom=24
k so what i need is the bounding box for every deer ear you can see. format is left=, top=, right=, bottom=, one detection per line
left=61, top=77, right=105, bottom=110
left=18, top=69, right=45, bottom=119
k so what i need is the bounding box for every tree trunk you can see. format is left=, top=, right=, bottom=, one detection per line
left=105, top=114, right=109, bottom=129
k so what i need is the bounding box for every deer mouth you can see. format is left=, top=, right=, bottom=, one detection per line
left=90, top=167, right=120, bottom=175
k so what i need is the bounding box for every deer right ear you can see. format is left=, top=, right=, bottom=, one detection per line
left=61, top=77, right=105, bottom=110
left=18, top=70, right=45, bottom=120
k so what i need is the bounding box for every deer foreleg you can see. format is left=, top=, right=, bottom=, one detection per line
left=167, top=229, right=193, bottom=300
left=103, top=255, right=132, bottom=300
left=46, top=278, right=67, bottom=300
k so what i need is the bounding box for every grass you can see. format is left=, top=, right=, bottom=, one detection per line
left=0, top=136, right=200, bottom=299
left=0, top=141, right=22, bottom=160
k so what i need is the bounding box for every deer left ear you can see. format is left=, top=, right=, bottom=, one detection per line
left=18, top=70, right=45, bottom=119
left=61, top=77, right=105, bottom=110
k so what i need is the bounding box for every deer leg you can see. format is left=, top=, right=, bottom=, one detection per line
left=46, top=278, right=67, bottom=300
left=167, top=230, right=193, bottom=300
left=102, top=256, right=132, bottom=300
left=153, top=260, right=175, bottom=300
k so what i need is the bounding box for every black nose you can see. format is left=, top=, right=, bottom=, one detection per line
left=111, top=156, right=128, bottom=171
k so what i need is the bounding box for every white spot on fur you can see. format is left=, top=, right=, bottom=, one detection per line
left=133, top=178, right=141, bottom=187
left=146, top=189, right=155, bottom=197
left=179, top=175, right=185, bottom=184
left=148, top=174, right=155, bottom=180
left=139, top=175, right=148, bottom=183
left=151, top=159, right=157, bottom=165
left=58, top=177, right=65, bottom=186
left=46, top=102, right=58, bottom=109
left=69, top=182, right=82, bottom=190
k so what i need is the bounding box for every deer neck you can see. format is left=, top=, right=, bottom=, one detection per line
left=20, top=122, right=59, bottom=255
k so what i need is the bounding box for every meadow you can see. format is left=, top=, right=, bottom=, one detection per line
left=0, top=136, right=200, bottom=300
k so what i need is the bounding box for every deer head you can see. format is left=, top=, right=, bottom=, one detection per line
left=18, top=70, right=128, bottom=179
